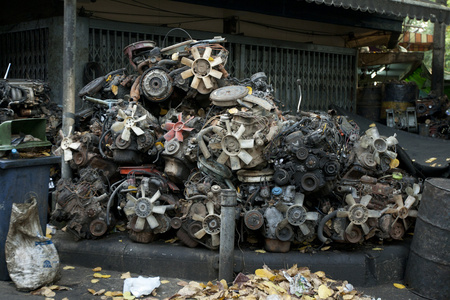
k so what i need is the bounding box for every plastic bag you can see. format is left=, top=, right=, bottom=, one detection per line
left=5, top=199, right=60, bottom=291
left=123, top=276, right=161, bottom=297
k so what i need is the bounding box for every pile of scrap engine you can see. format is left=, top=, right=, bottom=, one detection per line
left=50, top=36, right=423, bottom=252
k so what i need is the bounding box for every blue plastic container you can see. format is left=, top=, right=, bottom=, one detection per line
left=0, top=156, right=60, bottom=280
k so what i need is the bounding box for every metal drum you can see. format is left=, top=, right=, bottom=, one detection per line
left=405, top=178, right=450, bottom=300
left=380, top=82, right=418, bottom=120
left=356, top=86, right=382, bottom=122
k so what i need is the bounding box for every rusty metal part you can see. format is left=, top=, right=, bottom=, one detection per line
left=140, top=67, right=174, bottom=102
left=89, top=219, right=108, bottom=237
left=244, top=210, right=264, bottom=230
left=344, top=226, right=363, bottom=243
left=389, top=221, right=405, bottom=240
left=170, top=217, right=182, bottom=229
left=176, top=228, right=198, bottom=248
left=264, top=238, right=290, bottom=253
left=123, top=40, right=156, bottom=70
left=130, top=75, right=141, bottom=102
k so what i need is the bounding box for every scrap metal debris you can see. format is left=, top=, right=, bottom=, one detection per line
left=169, top=265, right=371, bottom=300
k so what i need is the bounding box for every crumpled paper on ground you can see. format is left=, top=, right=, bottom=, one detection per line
left=123, top=276, right=160, bottom=297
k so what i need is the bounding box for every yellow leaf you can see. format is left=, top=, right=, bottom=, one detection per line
left=93, top=273, right=111, bottom=278
left=389, top=158, right=399, bottom=169
left=105, top=291, right=113, bottom=297
left=88, top=289, right=96, bottom=294
left=48, top=285, right=59, bottom=290
left=43, top=289, right=56, bottom=297
left=372, top=248, right=383, bottom=251
left=121, top=272, right=131, bottom=279
left=111, top=291, right=123, bottom=296
left=318, top=285, right=333, bottom=298
left=314, top=271, right=326, bottom=278
left=161, top=280, right=170, bottom=284
left=431, top=163, right=437, bottom=167
left=62, top=298, right=69, bottom=300
left=343, top=295, right=354, bottom=299
left=63, top=266, right=75, bottom=270
left=94, top=289, right=106, bottom=296
left=123, top=291, right=135, bottom=300
left=92, top=267, right=102, bottom=272
left=255, top=269, right=275, bottom=280
left=165, top=238, right=178, bottom=243
left=425, top=157, right=437, bottom=163
left=321, top=246, right=331, bottom=251
left=220, top=279, right=228, bottom=290
left=91, top=279, right=100, bottom=283
left=111, top=85, right=118, bottom=95
left=393, top=283, right=406, bottom=289
left=255, top=249, right=266, bottom=254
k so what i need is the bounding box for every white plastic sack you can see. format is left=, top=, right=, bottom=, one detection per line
left=123, top=276, right=161, bottom=297
left=5, top=199, right=60, bottom=291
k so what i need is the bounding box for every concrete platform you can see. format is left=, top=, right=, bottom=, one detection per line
left=53, top=231, right=411, bottom=287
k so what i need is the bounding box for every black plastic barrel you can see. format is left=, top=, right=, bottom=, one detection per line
left=357, top=86, right=382, bottom=122
left=380, top=82, right=418, bottom=119
left=405, top=178, right=450, bottom=300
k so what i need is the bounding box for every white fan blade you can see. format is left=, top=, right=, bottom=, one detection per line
left=210, top=57, right=223, bottom=67
left=206, top=201, right=215, bottom=216
left=191, top=76, right=201, bottom=89
left=413, top=183, right=420, bottom=195
left=230, top=155, right=241, bottom=170
left=181, top=57, right=193, bottom=67
left=368, top=210, right=381, bottom=218
left=135, top=115, right=147, bottom=123
left=306, top=212, right=319, bottom=221
left=131, top=125, right=144, bottom=136
left=123, top=206, right=135, bottom=217
left=69, top=142, right=81, bottom=150
left=118, top=109, right=127, bottom=119
left=64, top=149, right=73, bottom=161
left=126, top=193, right=138, bottom=203
left=191, top=46, right=201, bottom=60
left=345, top=222, right=354, bottom=235
left=211, top=233, right=220, bottom=247
left=152, top=205, right=167, bottom=214
left=345, top=194, right=356, bottom=206
left=111, top=121, right=125, bottom=132
left=404, top=195, right=415, bottom=209
left=59, top=129, right=65, bottom=139
left=394, top=195, right=404, bottom=208
left=217, top=151, right=229, bottom=164
left=194, top=228, right=206, bottom=239
left=141, top=185, right=146, bottom=198
left=121, top=128, right=131, bottom=141
left=360, top=222, right=370, bottom=235
left=360, top=195, right=372, bottom=207
left=337, top=211, right=349, bottom=218
left=202, top=76, right=213, bottom=89
left=233, top=124, right=246, bottom=139
left=181, top=69, right=194, bottom=79
left=373, top=152, right=380, bottom=164
left=135, top=217, right=145, bottom=231
left=203, top=47, right=212, bottom=59
left=149, top=190, right=161, bottom=203
left=238, top=150, right=253, bottom=165
left=131, top=104, right=137, bottom=117
left=146, top=215, right=159, bottom=229
left=294, top=193, right=305, bottom=206
left=240, top=139, right=254, bottom=149
left=299, top=223, right=310, bottom=235
left=209, top=69, right=223, bottom=79
left=192, top=214, right=205, bottom=222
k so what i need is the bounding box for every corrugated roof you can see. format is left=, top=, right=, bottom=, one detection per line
left=304, top=0, right=450, bottom=24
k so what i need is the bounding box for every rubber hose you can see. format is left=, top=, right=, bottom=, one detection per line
left=106, top=181, right=127, bottom=225
left=317, top=210, right=337, bottom=244
left=157, top=59, right=178, bottom=67
left=98, top=129, right=112, bottom=159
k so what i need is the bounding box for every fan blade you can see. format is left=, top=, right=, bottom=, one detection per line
left=373, top=152, right=380, bottom=164
left=64, top=149, right=73, bottom=161
left=164, top=130, right=175, bottom=141
left=360, top=223, right=370, bottom=235
left=194, top=228, right=206, bottom=239
left=111, top=121, right=125, bottom=132
left=211, top=233, right=220, bottom=247
left=191, top=76, right=201, bottom=89
left=408, top=210, right=418, bottom=218
left=345, top=222, right=354, bottom=235
left=131, top=125, right=145, bottom=136
left=121, top=128, right=131, bottom=141
left=360, top=195, right=372, bottom=207
left=181, top=69, right=194, bottom=79
left=141, top=185, right=146, bottom=198
left=206, top=201, right=215, bottom=216
left=345, top=194, right=356, bottom=206
left=69, top=142, right=81, bottom=150
left=165, top=122, right=175, bottom=131
left=230, top=155, right=241, bottom=170
left=404, top=195, right=415, bottom=209
left=209, top=69, right=223, bottom=79
left=368, top=210, right=381, bottom=218
left=118, top=109, right=127, bottom=119
left=146, top=215, right=159, bottom=229
left=123, top=206, right=135, bottom=217
left=202, top=76, right=213, bottom=89
left=53, top=146, right=62, bottom=156
left=68, top=125, right=73, bottom=135
left=210, top=57, right=223, bottom=67
left=181, top=125, right=194, bottom=132
left=337, top=211, right=349, bottom=218
left=59, top=129, right=65, bottom=139
left=306, top=212, right=319, bottom=221
left=413, top=183, right=420, bottom=195
left=209, top=142, right=222, bottom=150
left=299, top=223, right=311, bottom=235
left=192, top=214, right=205, bottom=222
left=217, top=151, right=229, bottom=164
left=294, top=193, right=305, bottom=206
left=233, top=124, right=246, bottom=139
left=152, top=205, right=166, bottom=214
left=405, top=186, right=413, bottom=196
left=181, top=57, right=193, bottom=67
left=149, top=190, right=161, bottom=203
left=135, top=115, right=147, bottom=123
left=131, top=104, right=137, bottom=117
left=135, top=217, right=145, bottom=231
left=176, top=113, right=183, bottom=122
left=126, top=193, right=138, bottom=203
left=203, top=47, right=212, bottom=59
left=394, top=195, right=404, bottom=208
left=240, top=139, right=254, bottom=149
left=238, top=149, right=253, bottom=165
left=191, top=46, right=201, bottom=60
left=175, top=131, right=184, bottom=142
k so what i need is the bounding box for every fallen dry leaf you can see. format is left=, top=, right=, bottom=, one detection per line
left=62, top=298, right=69, bottom=300
left=104, top=291, right=113, bottom=297
left=177, top=280, right=189, bottom=286
left=318, top=284, right=333, bottom=298
left=165, top=237, right=178, bottom=243
left=88, top=289, right=96, bottom=295
left=321, top=246, right=331, bottom=251
left=121, top=272, right=131, bottom=279
left=44, top=289, right=56, bottom=298
left=93, top=273, right=111, bottom=278
left=94, top=289, right=106, bottom=296
left=393, top=283, right=406, bottom=289
left=92, top=267, right=102, bottom=272
left=63, top=266, right=75, bottom=270
left=372, top=248, right=383, bottom=251
left=343, top=294, right=354, bottom=299
left=425, top=157, right=437, bottom=163
left=123, top=291, right=135, bottom=299
left=91, top=279, right=100, bottom=284
left=255, top=269, right=275, bottom=280
left=314, top=271, right=326, bottom=278
left=111, top=291, right=123, bottom=296
left=48, top=285, right=59, bottom=290
left=161, top=280, right=170, bottom=284
left=254, top=249, right=266, bottom=254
